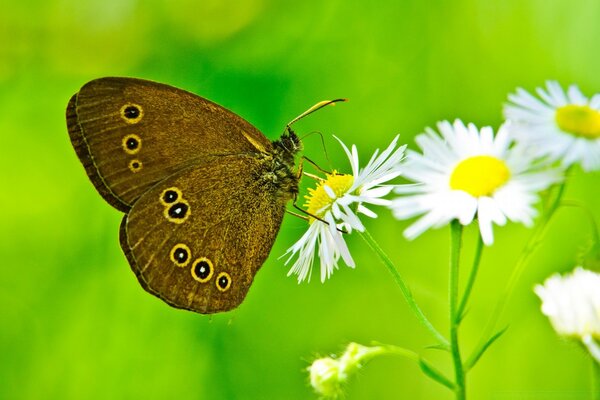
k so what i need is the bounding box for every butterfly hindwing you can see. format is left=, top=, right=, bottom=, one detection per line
left=66, top=77, right=272, bottom=211
left=119, top=155, right=286, bottom=313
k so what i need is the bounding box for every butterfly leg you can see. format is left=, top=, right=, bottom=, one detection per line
left=302, top=171, right=324, bottom=181
left=301, top=156, right=335, bottom=176
left=296, top=154, right=339, bottom=180
left=291, top=200, right=328, bottom=224
left=290, top=198, right=347, bottom=234
left=285, top=210, right=309, bottom=220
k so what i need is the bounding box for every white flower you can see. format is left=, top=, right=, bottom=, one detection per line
left=308, top=343, right=384, bottom=398
left=390, top=120, right=561, bottom=245
left=504, top=81, right=600, bottom=171
left=284, top=136, right=406, bottom=283
left=534, top=267, right=600, bottom=339
left=309, top=357, right=343, bottom=398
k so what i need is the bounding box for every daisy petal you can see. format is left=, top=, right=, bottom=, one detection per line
left=505, top=81, right=600, bottom=171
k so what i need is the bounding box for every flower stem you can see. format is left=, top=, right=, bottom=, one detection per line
left=469, top=179, right=567, bottom=367
left=449, top=220, right=466, bottom=400
left=457, top=234, right=484, bottom=321
left=503, top=178, right=567, bottom=309
left=375, top=344, right=420, bottom=362
left=359, top=230, right=449, bottom=348
left=561, top=200, right=600, bottom=265
left=363, top=343, right=455, bottom=389
left=592, top=356, right=600, bottom=400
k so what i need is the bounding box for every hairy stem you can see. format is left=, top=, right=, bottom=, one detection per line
left=469, top=179, right=567, bottom=366
left=359, top=230, right=449, bottom=348
left=457, top=234, right=484, bottom=321
left=593, top=356, right=600, bottom=400
left=449, top=220, right=466, bottom=400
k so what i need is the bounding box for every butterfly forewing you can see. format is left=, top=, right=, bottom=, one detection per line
left=67, top=77, right=302, bottom=313
left=119, top=156, right=287, bottom=313
left=67, top=77, right=272, bottom=211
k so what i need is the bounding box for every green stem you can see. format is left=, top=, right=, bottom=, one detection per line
left=468, top=178, right=568, bottom=368
left=374, top=344, right=420, bottom=362
left=359, top=230, right=449, bottom=349
left=593, top=357, right=600, bottom=400
left=341, top=342, right=420, bottom=365
left=367, top=343, right=455, bottom=390
left=561, top=200, right=600, bottom=262
left=457, top=234, right=484, bottom=321
left=583, top=336, right=600, bottom=400
left=449, top=220, right=466, bottom=400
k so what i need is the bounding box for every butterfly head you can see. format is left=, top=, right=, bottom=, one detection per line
left=273, top=127, right=302, bottom=161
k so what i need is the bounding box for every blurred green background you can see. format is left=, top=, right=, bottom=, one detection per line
left=2, top=0, right=599, bottom=399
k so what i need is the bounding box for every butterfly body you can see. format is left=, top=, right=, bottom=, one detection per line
left=67, top=77, right=301, bottom=313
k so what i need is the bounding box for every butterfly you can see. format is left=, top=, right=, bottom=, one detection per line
left=66, top=77, right=340, bottom=313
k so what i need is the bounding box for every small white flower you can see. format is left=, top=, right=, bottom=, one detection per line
left=308, top=343, right=384, bottom=398
left=309, top=357, right=343, bottom=398
left=390, top=120, right=561, bottom=245
left=284, top=136, right=406, bottom=282
left=504, top=81, right=600, bottom=171
left=534, top=267, right=600, bottom=339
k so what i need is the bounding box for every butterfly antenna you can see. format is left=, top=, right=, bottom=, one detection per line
left=286, top=99, right=347, bottom=130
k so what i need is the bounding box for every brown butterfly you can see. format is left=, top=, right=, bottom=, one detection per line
left=66, top=77, right=341, bottom=314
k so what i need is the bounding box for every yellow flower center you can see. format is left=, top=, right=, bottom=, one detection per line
left=449, top=155, right=510, bottom=197
left=555, top=105, right=600, bottom=139
left=304, top=173, right=354, bottom=221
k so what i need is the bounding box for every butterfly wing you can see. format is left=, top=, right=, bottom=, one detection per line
left=66, top=77, right=272, bottom=211
left=119, top=155, right=286, bottom=314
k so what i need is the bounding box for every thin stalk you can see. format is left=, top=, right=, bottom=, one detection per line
left=593, top=357, right=600, bottom=400
left=561, top=200, right=600, bottom=261
left=375, top=344, right=420, bottom=362
left=457, top=234, right=484, bottom=321
left=583, top=335, right=600, bottom=400
left=367, top=344, right=454, bottom=390
left=359, top=230, right=449, bottom=349
left=340, top=343, right=421, bottom=364
left=502, top=179, right=567, bottom=309
left=449, top=220, right=466, bottom=400
left=469, top=179, right=567, bottom=366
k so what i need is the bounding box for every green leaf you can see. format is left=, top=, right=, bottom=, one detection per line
left=457, top=307, right=470, bottom=324
left=425, top=343, right=451, bottom=352
left=418, top=358, right=455, bottom=390
left=465, top=326, right=508, bottom=371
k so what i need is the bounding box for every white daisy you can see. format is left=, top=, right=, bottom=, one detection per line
left=284, top=135, right=406, bottom=283
left=534, top=267, right=600, bottom=339
left=504, top=80, right=600, bottom=171
left=390, top=120, right=561, bottom=245
left=534, top=267, right=600, bottom=363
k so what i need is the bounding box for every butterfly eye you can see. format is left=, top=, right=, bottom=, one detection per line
left=120, top=103, right=143, bottom=124
left=160, top=187, right=181, bottom=205
left=129, top=159, right=143, bottom=173
left=170, top=244, right=191, bottom=267
left=165, top=201, right=190, bottom=223
left=216, top=272, right=232, bottom=292
left=122, top=134, right=142, bottom=154
left=191, top=258, right=213, bottom=283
